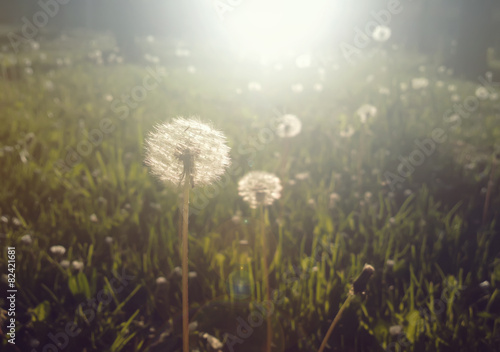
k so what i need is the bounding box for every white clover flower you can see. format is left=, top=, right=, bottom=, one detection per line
left=475, top=86, right=489, bottom=100
left=411, top=77, right=429, bottom=90
left=357, top=104, right=377, bottom=123
left=50, top=245, right=66, bottom=255
left=144, top=117, right=231, bottom=187
left=71, top=260, right=84, bottom=271
left=274, top=114, right=302, bottom=138
left=238, top=171, right=282, bottom=209
left=372, top=25, right=391, bottom=42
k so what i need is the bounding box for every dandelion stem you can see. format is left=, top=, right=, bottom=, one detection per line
left=260, top=205, right=272, bottom=352
left=181, top=175, right=190, bottom=352
left=317, top=294, right=354, bottom=352
left=482, top=154, right=497, bottom=225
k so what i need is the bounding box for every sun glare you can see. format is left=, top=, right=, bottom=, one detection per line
left=223, top=0, right=334, bottom=59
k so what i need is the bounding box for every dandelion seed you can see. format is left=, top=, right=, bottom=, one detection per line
left=50, top=245, right=66, bottom=255
left=238, top=171, right=282, bottom=209
left=357, top=104, right=377, bottom=123
left=145, top=117, right=230, bottom=187
left=372, top=25, right=391, bottom=42
left=275, top=114, right=302, bottom=138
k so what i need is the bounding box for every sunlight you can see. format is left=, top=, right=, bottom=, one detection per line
left=223, top=0, right=335, bottom=59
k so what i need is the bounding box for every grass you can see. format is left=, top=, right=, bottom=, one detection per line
left=0, top=29, right=499, bottom=351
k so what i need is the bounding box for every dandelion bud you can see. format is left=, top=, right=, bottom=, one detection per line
left=352, top=264, right=375, bottom=294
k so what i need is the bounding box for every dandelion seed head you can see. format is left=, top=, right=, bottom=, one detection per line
left=372, top=25, right=391, bottom=42
left=275, top=114, right=302, bottom=138
left=50, top=245, right=66, bottom=255
left=238, top=171, right=282, bottom=209
left=145, top=117, right=231, bottom=187
left=357, top=104, right=377, bottom=123
left=475, top=86, right=489, bottom=100
left=71, top=260, right=84, bottom=271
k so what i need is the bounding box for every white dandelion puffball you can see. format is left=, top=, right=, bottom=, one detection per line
left=372, top=25, right=391, bottom=42
left=50, top=245, right=66, bottom=255
left=475, top=86, right=489, bottom=100
left=238, top=171, right=282, bottom=209
left=356, top=104, right=377, bottom=123
left=411, top=77, right=429, bottom=90
left=275, top=114, right=302, bottom=138
left=145, top=117, right=231, bottom=187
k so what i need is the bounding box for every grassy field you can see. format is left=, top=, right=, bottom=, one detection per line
left=0, top=29, right=499, bottom=352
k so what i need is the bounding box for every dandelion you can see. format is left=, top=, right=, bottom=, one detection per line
left=313, top=83, right=323, bottom=92
left=238, top=171, right=282, bottom=209
left=238, top=170, right=282, bottom=352
left=372, top=25, right=391, bottom=42
left=411, top=77, right=429, bottom=90
left=71, top=260, right=84, bottom=271
left=89, top=213, right=98, bottom=223
left=475, top=86, right=489, bottom=100
left=357, top=104, right=377, bottom=123
left=144, top=117, right=230, bottom=352
left=59, top=260, right=70, bottom=269
left=145, top=117, right=230, bottom=187
left=275, top=114, right=302, bottom=138
left=50, top=245, right=66, bottom=255
left=291, top=83, right=304, bottom=93
left=318, top=264, right=375, bottom=352
left=339, top=125, right=355, bottom=138
left=295, top=54, right=311, bottom=68
left=389, top=325, right=403, bottom=336
left=248, top=81, right=261, bottom=91
left=21, top=234, right=32, bottom=245
left=156, top=277, right=168, bottom=285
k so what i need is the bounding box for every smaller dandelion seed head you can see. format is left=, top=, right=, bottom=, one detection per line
left=71, top=260, right=84, bottom=271
left=144, top=117, right=231, bottom=187
left=156, top=276, right=168, bottom=285
left=411, top=77, right=429, bottom=90
left=356, top=104, right=377, bottom=123
left=372, top=25, right=391, bottom=42
left=238, top=171, right=282, bottom=209
left=339, top=125, right=355, bottom=138
left=50, top=245, right=66, bottom=255
left=275, top=114, right=302, bottom=138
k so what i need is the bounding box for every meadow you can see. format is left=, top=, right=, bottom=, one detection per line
left=0, top=29, right=499, bottom=352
